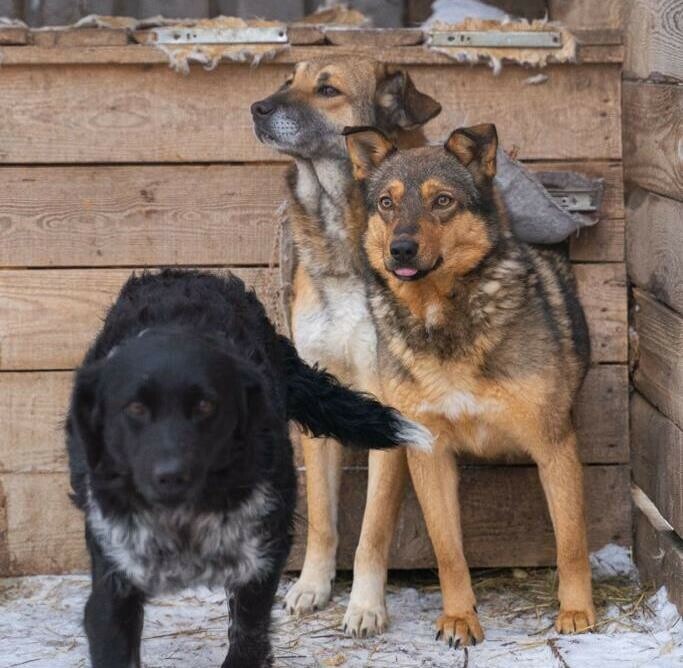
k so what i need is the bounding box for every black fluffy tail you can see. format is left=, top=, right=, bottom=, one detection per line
left=280, top=336, right=432, bottom=451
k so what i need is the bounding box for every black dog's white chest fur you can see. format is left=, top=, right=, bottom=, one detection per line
left=86, top=484, right=275, bottom=596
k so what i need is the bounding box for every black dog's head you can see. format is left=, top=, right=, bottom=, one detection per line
left=71, top=329, right=269, bottom=509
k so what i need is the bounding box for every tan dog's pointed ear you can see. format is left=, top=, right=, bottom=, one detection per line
left=343, top=126, right=396, bottom=180
left=445, top=123, right=498, bottom=182
left=375, top=66, right=441, bottom=131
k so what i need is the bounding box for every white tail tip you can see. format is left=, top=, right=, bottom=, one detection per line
left=395, top=416, right=434, bottom=453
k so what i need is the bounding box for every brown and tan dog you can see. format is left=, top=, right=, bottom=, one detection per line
left=344, top=123, right=596, bottom=646
left=251, top=59, right=440, bottom=629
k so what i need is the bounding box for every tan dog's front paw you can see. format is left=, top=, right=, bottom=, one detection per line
left=343, top=601, right=388, bottom=638
left=284, top=578, right=332, bottom=617
left=435, top=611, right=484, bottom=648
left=555, top=608, right=595, bottom=634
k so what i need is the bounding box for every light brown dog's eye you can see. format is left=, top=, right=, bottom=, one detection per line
left=435, top=194, right=454, bottom=208
left=379, top=196, right=393, bottom=211
left=195, top=399, right=216, bottom=418
left=125, top=401, right=148, bottom=418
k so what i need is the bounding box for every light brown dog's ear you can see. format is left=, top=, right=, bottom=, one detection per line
left=375, top=67, right=441, bottom=131
left=343, top=126, right=396, bottom=180
left=445, top=123, right=498, bottom=182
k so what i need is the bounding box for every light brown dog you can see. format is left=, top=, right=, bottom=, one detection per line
left=344, top=123, right=596, bottom=647
left=251, top=59, right=440, bottom=629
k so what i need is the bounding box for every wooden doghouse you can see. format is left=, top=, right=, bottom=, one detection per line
left=0, top=14, right=632, bottom=579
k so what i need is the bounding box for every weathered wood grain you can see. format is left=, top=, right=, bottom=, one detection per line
left=0, top=161, right=623, bottom=267
left=0, top=264, right=625, bottom=370
left=0, top=165, right=286, bottom=267
left=631, top=392, right=683, bottom=536
left=633, top=289, right=683, bottom=430
left=627, top=189, right=683, bottom=315
left=634, top=505, right=683, bottom=613
left=549, top=0, right=626, bottom=30
left=624, top=0, right=683, bottom=82
left=0, top=372, right=71, bottom=474
left=573, top=263, right=628, bottom=363
left=0, top=465, right=630, bottom=575
left=0, top=27, right=28, bottom=45
left=0, top=268, right=280, bottom=371
left=623, top=81, right=683, bottom=201
left=1, top=364, right=629, bottom=475
left=0, top=63, right=621, bottom=163
left=31, top=28, right=129, bottom=48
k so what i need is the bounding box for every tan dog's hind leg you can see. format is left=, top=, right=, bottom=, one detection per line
left=344, top=447, right=408, bottom=638
left=535, top=430, right=595, bottom=633
left=408, top=443, right=484, bottom=647
left=285, top=433, right=343, bottom=616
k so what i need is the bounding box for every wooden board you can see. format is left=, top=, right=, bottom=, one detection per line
left=624, top=0, right=683, bottom=82
left=0, top=27, right=28, bottom=45
left=0, top=364, right=630, bottom=475
left=0, top=465, right=630, bottom=575
left=634, top=506, right=683, bottom=613
left=0, top=161, right=622, bottom=267
left=623, top=81, right=683, bottom=201
left=549, top=0, right=626, bottom=30
left=633, top=289, right=683, bottom=430
left=0, top=264, right=625, bottom=370
left=0, top=268, right=280, bottom=371
left=573, top=263, right=628, bottom=363
left=31, top=28, right=129, bottom=48
left=627, top=189, right=683, bottom=315
left=631, top=392, right=683, bottom=536
left=0, top=165, right=286, bottom=268
left=0, top=63, right=622, bottom=163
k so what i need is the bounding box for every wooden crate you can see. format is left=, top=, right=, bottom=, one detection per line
left=0, top=33, right=629, bottom=576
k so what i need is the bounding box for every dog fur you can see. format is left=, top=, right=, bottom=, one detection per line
left=344, top=124, right=595, bottom=647
left=251, top=58, right=441, bottom=627
left=65, top=269, right=431, bottom=668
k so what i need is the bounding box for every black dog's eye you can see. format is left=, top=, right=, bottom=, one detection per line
left=435, top=194, right=454, bottom=208
left=125, top=401, right=148, bottom=419
left=378, top=195, right=393, bottom=211
left=194, top=399, right=216, bottom=419
left=317, top=85, right=340, bottom=98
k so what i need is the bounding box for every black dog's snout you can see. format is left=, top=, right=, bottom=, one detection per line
left=153, top=460, right=191, bottom=495
left=390, top=238, right=419, bottom=263
left=251, top=99, right=275, bottom=118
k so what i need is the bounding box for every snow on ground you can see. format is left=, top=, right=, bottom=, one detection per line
left=1, top=546, right=681, bottom=668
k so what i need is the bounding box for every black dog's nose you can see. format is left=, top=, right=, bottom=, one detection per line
left=153, top=461, right=191, bottom=495
left=390, top=238, right=419, bottom=263
left=251, top=99, right=275, bottom=117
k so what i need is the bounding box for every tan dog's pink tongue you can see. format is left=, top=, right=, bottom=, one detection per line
left=395, top=267, right=418, bottom=277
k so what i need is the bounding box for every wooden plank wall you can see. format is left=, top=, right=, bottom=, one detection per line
left=622, top=0, right=683, bottom=614
left=0, top=37, right=629, bottom=575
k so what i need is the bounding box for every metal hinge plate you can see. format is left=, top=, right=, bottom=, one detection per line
left=430, top=30, right=562, bottom=49
left=547, top=189, right=599, bottom=213
left=151, top=26, right=288, bottom=45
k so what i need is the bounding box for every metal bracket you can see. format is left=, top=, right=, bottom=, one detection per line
left=430, top=30, right=562, bottom=49
left=547, top=189, right=599, bottom=213
left=151, top=26, right=288, bottom=45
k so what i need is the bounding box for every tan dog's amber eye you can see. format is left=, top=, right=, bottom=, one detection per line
left=195, top=399, right=216, bottom=418
left=125, top=401, right=148, bottom=418
left=435, top=194, right=454, bottom=208
left=317, top=85, right=341, bottom=98
left=379, top=196, right=393, bottom=211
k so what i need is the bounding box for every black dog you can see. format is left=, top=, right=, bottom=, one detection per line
left=66, top=269, right=431, bottom=668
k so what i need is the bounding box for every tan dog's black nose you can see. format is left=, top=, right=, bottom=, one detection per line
left=251, top=99, right=275, bottom=117
left=390, top=238, right=418, bottom=263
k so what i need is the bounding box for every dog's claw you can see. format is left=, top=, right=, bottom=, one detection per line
left=454, top=638, right=461, bottom=650
left=435, top=630, right=442, bottom=641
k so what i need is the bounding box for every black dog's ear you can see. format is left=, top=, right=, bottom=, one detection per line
left=70, top=363, right=105, bottom=470
left=343, top=126, right=396, bottom=180
left=445, top=123, right=498, bottom=184
left=233, top=361, right=268, bottom=442
left=375, top=66, right=441, bottom=132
